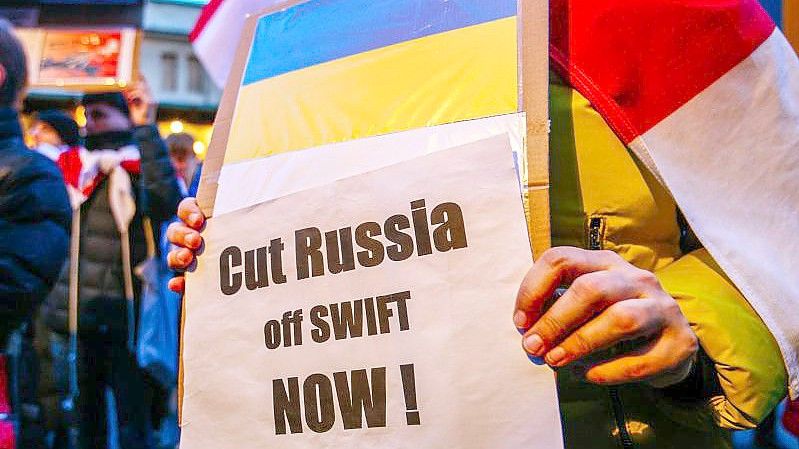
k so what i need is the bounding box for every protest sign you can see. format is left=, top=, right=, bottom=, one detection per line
left=181, top=135, right=563, bottom=448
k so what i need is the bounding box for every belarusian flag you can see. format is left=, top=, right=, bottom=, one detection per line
left=549, top=0, right=799, bottom=398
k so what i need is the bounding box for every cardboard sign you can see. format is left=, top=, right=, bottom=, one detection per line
left=181, top=135, right=563, bottom=448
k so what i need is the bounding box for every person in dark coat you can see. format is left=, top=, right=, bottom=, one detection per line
left=41, top=77, right=182, bottom=449
left=0, top=19, right=71, bottom=448
left=0, top=20, right=70, bottom=351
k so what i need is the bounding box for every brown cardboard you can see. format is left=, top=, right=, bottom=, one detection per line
left=519, top=0, right=551, bottom=259
left=194, top=11, right=259, bottom=217
left=785, top=0, right=799, bottom=52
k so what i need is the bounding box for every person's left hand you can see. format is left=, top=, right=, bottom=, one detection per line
left=124, top=76, right=157, bottom=126
left=514, top=247, right=698, bottom=388
left=166, top=197, right=206, bottom=293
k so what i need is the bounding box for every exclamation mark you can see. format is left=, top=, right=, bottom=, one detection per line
left=400, top=364, right=420, bottom=425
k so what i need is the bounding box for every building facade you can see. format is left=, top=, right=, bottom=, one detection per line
left=22, top=0, right=220, bottom=155
left=140, top=0, right=221, bottom=121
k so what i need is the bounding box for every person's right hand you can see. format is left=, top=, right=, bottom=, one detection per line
left=166, top=197, right=206, bottom=293
left=124, top=76, right=158, bottom=127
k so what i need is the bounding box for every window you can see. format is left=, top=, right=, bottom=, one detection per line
left=161, top=52, right=178, bottom=92
left=188, top=55, right=205, bottom=94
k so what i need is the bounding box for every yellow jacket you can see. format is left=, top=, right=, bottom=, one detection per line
left=550, top=75, right=787, bottom=448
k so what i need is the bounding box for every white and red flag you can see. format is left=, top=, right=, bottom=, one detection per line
left=550, top=0, right=799, bottom=398
left=56, top=145, right=140, bottom=209
left=191, top=0, right=799, bottom=397
left=189, top=0, right=283, bottom=88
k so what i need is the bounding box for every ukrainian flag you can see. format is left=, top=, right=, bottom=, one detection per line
left=224, top=0, right=519, bottom=164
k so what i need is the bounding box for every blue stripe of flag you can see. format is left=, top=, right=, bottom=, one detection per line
left=242, top=0, right=517, bottom=85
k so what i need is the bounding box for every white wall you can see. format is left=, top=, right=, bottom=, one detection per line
left=140, top=0, right=221, bottom=109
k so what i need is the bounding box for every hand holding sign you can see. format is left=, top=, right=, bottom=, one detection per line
left=166, top=197, right=204, bottom=293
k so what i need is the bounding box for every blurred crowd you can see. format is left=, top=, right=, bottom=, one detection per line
left=1, top=10, right=799, bottom=449
left=0, top=18, right=197, bottom=449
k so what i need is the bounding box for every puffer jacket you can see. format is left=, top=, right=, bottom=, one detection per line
left=549, top=75, right=787, bottom=449
left=42, top=125, right=181, bottom=336
left=0, top=108, right=70, bottom=342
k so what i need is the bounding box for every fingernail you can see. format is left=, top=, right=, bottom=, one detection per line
left=189, top=213, right=202, bottom=226
left=179, top=251, right=190, bottom=264
left=513, top=310, right=528, bottom=328
left=186, top=233, right=199, bottom=247
left=523, top=334, right=544, bottom=356
left=546, top=347, right=567, bottom=366
left=527, top=354, right=546, bottom=365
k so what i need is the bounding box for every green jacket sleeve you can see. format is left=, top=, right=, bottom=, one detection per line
left=656, top=248, right=787, bottom=429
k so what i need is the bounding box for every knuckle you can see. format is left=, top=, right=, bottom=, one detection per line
left=539, top=248, right=571, bottom=270
left=660, top=353, right=686, bottom=374
left=624, top=362, right=653, bottom=380
left=178, top=197, right=197, bottom=213
left=629, top=268, right=660, bottom=290
left=572, top=276, right=601, bottom=298
left=679, top=330, right=700, bottom=356
left=609, top=306, right=644, bottom=335
left=597, top=250, right=622, bottom=263
left=169, top=249, right=189, bottom=268
left=661, top=298, right=683, bottom=317
left=536, top=314, right=566, bottom=342
left=568, top=330, right=595, bottom=356
left=539, top=246, right=588, bottom=272
left=571, top=273, right=614, bottom=305
left=166, top=222, right=182, bottom=240
left=166, top=224, right=177, bottom=240
left=179, top=247, right=193, bottom=260
left=167, top=252, right=179, bottom=268
left=660, top=297, right=688, bottom=327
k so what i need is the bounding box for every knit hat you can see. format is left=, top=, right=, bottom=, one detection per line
left=81, top=91, right=130, bottom=118
left=35, top=110, right=80, bottom=147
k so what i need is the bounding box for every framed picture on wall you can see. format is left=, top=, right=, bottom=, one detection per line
left=15, top=27, right=138, bottom=90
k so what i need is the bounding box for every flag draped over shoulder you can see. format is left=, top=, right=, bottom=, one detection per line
left=550, top=0, right=799, bottom=398
left=192, top=0, right=799, bottom=398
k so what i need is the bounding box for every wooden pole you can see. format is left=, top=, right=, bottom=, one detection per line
left=785, top=0, right=799, bottom=52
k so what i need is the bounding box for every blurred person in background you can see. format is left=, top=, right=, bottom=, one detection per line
left=0, top=18, right=71, bottom=449
left=165, top=132, right=198, bottom=194
left=28, top=110, right=81, bottom=161
left=40, top=77, right=181, bottom=449
left=25, top=109, right=82, bottom=447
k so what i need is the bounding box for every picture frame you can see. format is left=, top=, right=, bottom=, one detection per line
left=15, top=27, right=139, bottom=91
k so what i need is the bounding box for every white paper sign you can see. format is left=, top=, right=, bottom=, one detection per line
left=181, top=135, right=563, bottom=449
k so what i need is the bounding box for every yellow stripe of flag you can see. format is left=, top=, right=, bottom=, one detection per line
left=224, top=16, right=518, bottom=164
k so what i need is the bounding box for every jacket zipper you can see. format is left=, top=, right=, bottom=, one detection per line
left=587, top=217, right=635, bottom=449
left=609, top=386, right=635, bottom=449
